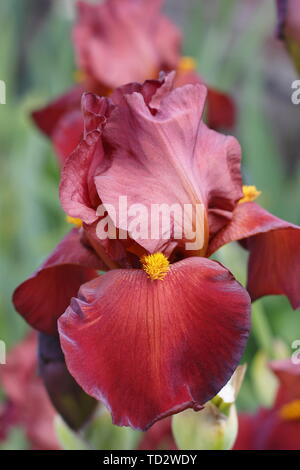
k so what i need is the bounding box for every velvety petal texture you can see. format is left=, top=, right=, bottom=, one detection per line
left=95, top=83, right=242, bottom=255
left=73, top=0, right=180, bottom=89
left=59, top=257, right=250, bottom=430
left=13, top=229, right=103, bottom=335
left=208, top=202, right=300, bottom=309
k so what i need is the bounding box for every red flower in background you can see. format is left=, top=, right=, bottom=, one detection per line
left=234, top=359, right=300, bottom=450
left=0, top=333, right=59, bottom=450
left=32, top=0, right=235, bottom=164
left=138, top=418, right=176, bottom=450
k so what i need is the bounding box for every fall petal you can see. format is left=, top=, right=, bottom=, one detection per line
left=32, top=86, right=83, bottom=138
left=208, top=202, right=300, bottom=308
left=13, top=229, right=102, bottom=335
left=52, top=110, right=83, bottom=163
left=58, top=257, right=250, bottom=430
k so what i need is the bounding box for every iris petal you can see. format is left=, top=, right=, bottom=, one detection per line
left=59, top=257, right=250, bottom=430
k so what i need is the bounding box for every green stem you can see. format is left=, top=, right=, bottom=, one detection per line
left=251, top=301, right=274, bottom=358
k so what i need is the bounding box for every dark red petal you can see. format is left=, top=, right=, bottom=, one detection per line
left=32, top=86, right=83, bottom=137
left=208, top=202, right=300, bottom=309
left=235, top=409, right=300, bottom=450
left=206, top=87, right=236, bottom=130
left=38, top=333, right=97, bottom=430
left=58, top=257, right=250, bottom=430
left=13, top=229, right=102, bottom=335
left=138, top=418, right=176, bottom=450
left=233, top=413, right=256, bottom=450
left=270, top=359, right=300, bottom=408
left=52, top=110, right=83, bottom=164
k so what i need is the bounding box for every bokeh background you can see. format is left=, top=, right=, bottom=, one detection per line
left=0, top=0, right=299, bottom=449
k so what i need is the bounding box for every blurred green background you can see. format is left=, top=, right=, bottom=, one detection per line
left=0, top=0, right=299, bottom=449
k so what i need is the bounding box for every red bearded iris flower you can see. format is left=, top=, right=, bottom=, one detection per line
left=234, top=359, right=300, bottom=450
left=13, top=76, right=299, bottom=430
left=32, top=0, right=235, bottom=164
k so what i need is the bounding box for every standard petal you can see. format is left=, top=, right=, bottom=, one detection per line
left=58, top=257, right=250, bottom=430
left=95, top=83, right=242, bottom=255
left=59, top=131, right=102, bottom=224
left=13, top=229, right=103, bottom=335
left=59, top=94, right=112, bottom=224
left=208, top=202, right=300, bottom=308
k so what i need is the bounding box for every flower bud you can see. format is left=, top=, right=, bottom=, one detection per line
left=172, top=366, right=246, bottom=450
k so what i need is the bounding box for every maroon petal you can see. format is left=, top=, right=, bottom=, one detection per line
left=270, top=359, right=300, bottom=408
left=32, top=86, right=83, bottom=138
left=52, top=110, right=83, bottom=164
left=58, top=257, right=250, bottom=430
left=13, top=229, right=103, bottom=335
left=38, top=333, right=97, bottom=430
left=208, top=202, right=300, bottom=308
left=206, top=87, right=236, bottom=130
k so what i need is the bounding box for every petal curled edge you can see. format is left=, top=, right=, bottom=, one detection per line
left=58, top=257, right=250, bottom=430
left=13, top=229, right=103, bottom=335
left=59, top=94, right=112, bottom=224
left=208, top=202, right=300, bottom=309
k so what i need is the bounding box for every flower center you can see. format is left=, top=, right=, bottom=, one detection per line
left=239, top=185, right=261, bottom=204
left=66, top=215, right=83, bottom=228
left=177, top=56, right=197, bottom=73
left=141, top=253, right=170, bottom=280
left=280, top=399, right=300, bottom=421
